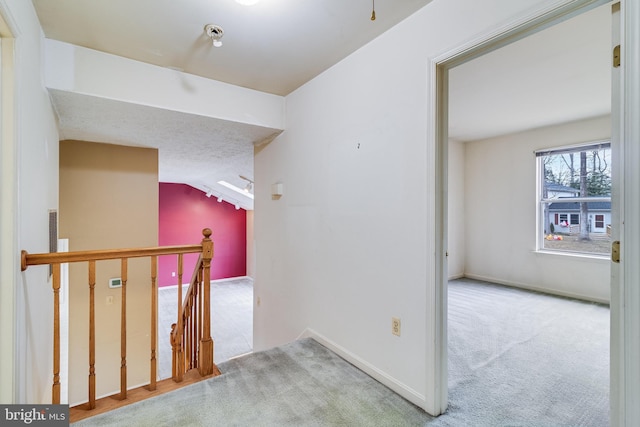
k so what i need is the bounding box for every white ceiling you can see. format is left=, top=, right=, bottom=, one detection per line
left=33, top=0, right=432, bottom=96
left=31, top=1, right=611, bottom=208
left=449, top=3, right=611, bottom=142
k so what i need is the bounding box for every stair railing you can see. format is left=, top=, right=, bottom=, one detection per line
left=20, top=228, right=214, bottom=408
left=170, top=227, right=215, bottom=381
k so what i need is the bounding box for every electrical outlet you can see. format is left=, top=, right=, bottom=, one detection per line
left=392, top=317, right=401, bottom=336
left=171, top=272, right=176, bottom=277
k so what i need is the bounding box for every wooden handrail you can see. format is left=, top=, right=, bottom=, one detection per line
left=21, top=244, right=202, bottom=271
left=20, top=228, right=213, bottom=409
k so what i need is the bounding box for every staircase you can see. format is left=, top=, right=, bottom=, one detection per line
left=20, top=228, right=220, bottom=422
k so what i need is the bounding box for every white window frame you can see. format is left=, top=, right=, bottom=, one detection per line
left=536, top=140, right=611, bottom=257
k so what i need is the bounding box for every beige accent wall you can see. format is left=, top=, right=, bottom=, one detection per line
left=59, top=140, right=158, bottom=405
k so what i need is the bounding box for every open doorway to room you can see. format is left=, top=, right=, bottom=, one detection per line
left=443, top=2, right=612, bottom=424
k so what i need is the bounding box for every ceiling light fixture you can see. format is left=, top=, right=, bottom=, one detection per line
left=235, top=0, right=260, bottom=5
left=240, top=175, right=254, bottom=194
left=204, top=24, right=224, bottom=48
left=218, top=180, right=255, bottom=200
left=371, top=0, right=376, bottom=21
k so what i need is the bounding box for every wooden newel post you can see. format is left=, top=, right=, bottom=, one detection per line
left=199, top=228, right=214, bottom=376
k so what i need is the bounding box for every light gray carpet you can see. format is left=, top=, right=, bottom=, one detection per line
left=158, top=278, right=253, bottom=379
left=436, top=278, right=609, bottom=426
left=74, top=279, right=609, bottom=426
left=72, top=338, right=434, bottom=426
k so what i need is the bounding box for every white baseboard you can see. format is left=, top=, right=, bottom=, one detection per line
left=448, top=272, right=464, bottom=281
left=298, top=328, right=428, bottom=411
left=462, top=273, right=609, bottom=305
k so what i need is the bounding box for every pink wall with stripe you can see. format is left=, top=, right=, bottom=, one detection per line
left=158, top=183, right=247, bottom=287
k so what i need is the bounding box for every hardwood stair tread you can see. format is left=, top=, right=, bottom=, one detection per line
left=70, top=366, right=221, bottom=423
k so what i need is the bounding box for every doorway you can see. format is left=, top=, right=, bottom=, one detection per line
left=432, top=0, right=616, bottom=420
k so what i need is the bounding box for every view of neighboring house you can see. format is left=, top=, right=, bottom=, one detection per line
left=545, top=182, right=580, bottom=198
left=545, top=181, right=611, bottom=234
left=548, top=201, right=611, bottom=234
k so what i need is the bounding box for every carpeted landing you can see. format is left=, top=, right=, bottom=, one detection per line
left=73, top=279, right=609, bottom=426
left=71, top=337, right=433, bottom=426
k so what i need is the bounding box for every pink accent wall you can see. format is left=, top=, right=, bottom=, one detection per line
left=158, top=183, right=247, bottom=287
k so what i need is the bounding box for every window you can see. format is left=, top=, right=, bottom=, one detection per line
left=537, top=141, right=611, bottom=256
left=559, top=214, right=568, bottom=226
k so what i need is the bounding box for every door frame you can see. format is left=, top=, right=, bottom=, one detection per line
left=611, top=1, right=640, bottom=424
left=0, top=7, right=16, bottom=403
left=430, top=0, right=638, bottom=422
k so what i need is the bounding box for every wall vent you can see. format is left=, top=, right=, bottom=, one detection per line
left=49, top=210, right=58, bottom=276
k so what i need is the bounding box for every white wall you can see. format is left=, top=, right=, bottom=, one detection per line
left=464, top=115, right=611, bottom=302
left=0, top=0, right=60, bottom=403
left=254, top=0, right=573, bottom=413
left=448, top=139, right=466, bottom=279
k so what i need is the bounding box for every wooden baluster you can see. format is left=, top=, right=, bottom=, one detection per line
left=176, top=254, right=184, bottom=382
left=88, top=261, right=96, bottom=409
left=199, top=228, right=214, bottom=376
left=192, top=291, right=197, bottom=370
left=170, top=323, right=177, bottom=380
left=149, top=256, right=157, bottom=391
left=52, top=263, right=61, bottom=404
left=120, top=258, right=127, bottom=399
left=187, top=313, right=190, bottom=371
left=186, top=311, right=191, bottom=370
left=197, top=271, right=202, bottom=369
left=194, top=281, right=199, bottom=369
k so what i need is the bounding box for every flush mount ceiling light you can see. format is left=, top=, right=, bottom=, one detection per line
left=204, top=24, right=224, bottom=47
left=235, top=0, right=260, bottom=5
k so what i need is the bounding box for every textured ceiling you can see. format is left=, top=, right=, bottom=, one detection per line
left=50, top=89, right=281, bottom=208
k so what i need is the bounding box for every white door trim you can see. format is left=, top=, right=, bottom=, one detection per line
left=430, top=0, right=617, bottom=419
left=0, top=7, right=16, bottom=403
left=613, top=1, right=640, bottom=424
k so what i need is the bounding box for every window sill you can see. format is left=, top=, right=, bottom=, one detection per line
left=534, top=249, right=611, bottom=262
